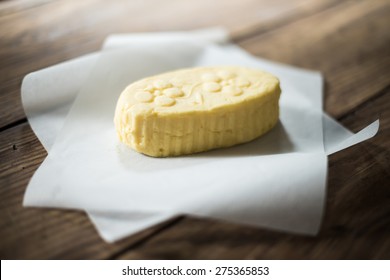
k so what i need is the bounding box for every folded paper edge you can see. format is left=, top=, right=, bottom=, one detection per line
left=326, top=120, right=380, bottom=155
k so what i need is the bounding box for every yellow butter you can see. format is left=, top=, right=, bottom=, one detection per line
left=114, top=66, right=281, bottom=157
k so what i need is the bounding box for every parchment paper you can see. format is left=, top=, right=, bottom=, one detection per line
left=21, top=29, right=379, bottom=242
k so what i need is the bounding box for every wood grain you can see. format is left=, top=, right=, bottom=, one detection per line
left=0, top=0, right=389, bottom=259
left=239, top=0, right=390, bottom=118
left=0, top=0, right=339, bottom=128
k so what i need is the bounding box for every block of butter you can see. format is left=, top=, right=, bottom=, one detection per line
left=114, top=66, right=281, bottom=157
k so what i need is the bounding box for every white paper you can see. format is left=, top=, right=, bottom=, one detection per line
left=21, top=30, right=379, bottom=242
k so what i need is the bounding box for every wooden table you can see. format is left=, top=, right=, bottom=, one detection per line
left=0, top=0, right=389, bottom=259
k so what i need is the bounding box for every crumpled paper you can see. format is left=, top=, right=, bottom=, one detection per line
left=21, top=28, right=379, bottom=242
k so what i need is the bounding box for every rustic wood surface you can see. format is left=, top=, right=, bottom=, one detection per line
left=0, top=0, right=389, bottom=259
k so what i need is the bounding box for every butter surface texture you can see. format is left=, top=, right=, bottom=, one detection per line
left=114, top=66, right=281, bottom=157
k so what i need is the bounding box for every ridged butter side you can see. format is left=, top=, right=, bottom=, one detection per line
left=114, top=66, right=281, bottom=157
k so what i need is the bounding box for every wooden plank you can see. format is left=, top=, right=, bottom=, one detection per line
left=0, top=122, right=179, bottom=259
left=0, top=0, right=339, bottom=128
left=114, top=91, right=390, bottom=259
left=239, top=0, right=390, bottom=118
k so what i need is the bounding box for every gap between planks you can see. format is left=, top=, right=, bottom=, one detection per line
left=0, top=0, right=55, bottom=18
left=338, top=84, right=390, bottom=122
left=230, top=0, right=344, bottom=42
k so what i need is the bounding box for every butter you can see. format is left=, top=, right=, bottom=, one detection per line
left=114, top=66, right=281, bottom=157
